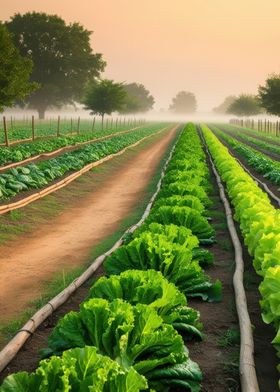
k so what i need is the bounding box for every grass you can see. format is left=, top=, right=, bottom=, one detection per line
left=218, top=327, right=240, bottom=348
left=243, top=270, right=259, bottom=290
left=0, top=126, right=180, bottom=347
left=217, top=238, right=233, bottom=251
left=224, top=349, right=240, bottom=378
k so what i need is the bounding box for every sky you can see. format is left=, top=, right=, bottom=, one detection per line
left=1, top=0, right=280, bottom=112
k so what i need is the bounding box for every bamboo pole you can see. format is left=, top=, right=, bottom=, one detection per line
left=201, top=130, right=260, bottom=392
left=0, top=126, right=141, bottom=173
left=0, top=126, right=168, bottom=214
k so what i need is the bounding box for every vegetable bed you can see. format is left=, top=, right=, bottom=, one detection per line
left=202, top=124, right=280, bottom=387
left=0, top=123, right=223, bottom=391
left=0, top=124, right=164, bottom=202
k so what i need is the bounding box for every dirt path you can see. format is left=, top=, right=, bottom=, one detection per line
left=0, top=126, right=178, bottom=322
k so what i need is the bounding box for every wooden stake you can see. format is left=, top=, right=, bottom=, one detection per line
left=3, top=116, right=9, bottom=147
left=32, top=115, right=35, bottom=141
left=77, top=117, right=80, bottom=134
left=57, top=115, right=60, bottom=137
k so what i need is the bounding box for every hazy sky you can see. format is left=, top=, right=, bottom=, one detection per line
left=1, top=0, right=280, bottom=111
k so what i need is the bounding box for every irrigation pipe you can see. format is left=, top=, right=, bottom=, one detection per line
left=0, top=126, right=169, bottom=216
left=0, top=125, right=180, bottom=373
left=200, top=130, right=260, bottom=392
left=0, top=127, right=140, bottom=172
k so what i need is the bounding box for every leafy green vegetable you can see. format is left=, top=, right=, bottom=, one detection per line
left=41, top=298, right=202, bottom=390
left=0, top=346, right=148, bottom=391
left=88, top=269, right=202, bottom=339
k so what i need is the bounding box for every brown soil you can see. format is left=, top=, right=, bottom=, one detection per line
left=0, top=126, right=178, bottom=323
left=207, top=128, right=279, bottom=390
left=187, top=154, right=240, bottom=391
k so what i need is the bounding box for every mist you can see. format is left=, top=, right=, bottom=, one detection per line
left=1, top=0, right=280, bottom=113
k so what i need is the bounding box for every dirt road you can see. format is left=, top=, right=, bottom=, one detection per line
left=0, top=126, right=178, bottom=321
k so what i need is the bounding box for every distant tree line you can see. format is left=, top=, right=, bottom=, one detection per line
left=1, top=11, right=279, bottom=119
left=213, top=74, right=280, bottom=117
left=0, top=12, right=155, bottom=120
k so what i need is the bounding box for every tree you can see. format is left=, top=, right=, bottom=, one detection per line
left=213, top=96, right=236, bottom=114
left=169, top=91, right=197, bottom=114
left=120, top=83, right=154, bottom=113
left=258, top=74, right=280, bottom=116
left=83, top=80, right=127, bottom=129
left=6, top=12, right=106, bottom=119
left=227, top=94, right=261, bottom=117
left=0, top=23, right=37, bottom=112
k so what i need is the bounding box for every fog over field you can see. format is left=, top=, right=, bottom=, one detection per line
left=1, top=0, right=280, bottom=113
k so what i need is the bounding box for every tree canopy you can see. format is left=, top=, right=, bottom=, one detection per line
left=0, top=22, right=37, bottom=112
left=169, top=91, right=197, bottom=114
left=212, top=96, right=236, bottom=114
left=83, top=79, right=127, bottom=128
left=6, top=12, right=106, bottom=118
left=226, top=94, right=261, bottom=117
left=258, top=74, right=280, bottom=116
left=120, top=83, right=154, bottom=113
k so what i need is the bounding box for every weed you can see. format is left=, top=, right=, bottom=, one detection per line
left=224, top=349, right=240, bottom=378
left=218, top=327, right=240, bottom=348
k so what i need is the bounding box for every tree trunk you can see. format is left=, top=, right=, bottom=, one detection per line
left=37, top=107, right=47, bottom=120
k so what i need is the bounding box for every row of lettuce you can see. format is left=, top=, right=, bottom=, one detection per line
left=224, top=123, right=280, bottom=148
left=0, top=124, right=164, bottom=201
left=202, top=124, right=280, bottom=385
left=211, top=125, right=280, bottom=186
left=0, top=124, right=222, bottom=391
left=220, top=124, right=280, bottom=157
left=0, top=124, right=138, bottom=167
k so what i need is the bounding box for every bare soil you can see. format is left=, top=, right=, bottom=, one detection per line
left=208, top=128, right=279, bottom=391
left=0, top=127, right=177, bottom=323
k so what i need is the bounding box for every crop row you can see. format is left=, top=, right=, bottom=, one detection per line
left=212, top=126, right=280, bottom=186
left=0, top=124, right=221, bottom=391
left=226, top=123, right=280, bottom=145
left=0, top=125, right=140, bottom=167
left=202, top=124, right=280, bottom=385
left=219, top=124, right=280, bottom=157
left=0, top=125, right=164, bottom=201
left=0, top=120, right=107, bottom=144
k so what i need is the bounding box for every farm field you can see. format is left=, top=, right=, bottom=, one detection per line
left=0, top=118, right=138, bottom=144
left=0, top=122, right=279, bottom=392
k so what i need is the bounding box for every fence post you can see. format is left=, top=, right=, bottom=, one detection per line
left=3, top=116, right=9, bottom=147
left=92, top=117, right=95, bottom=132
left=77, top=117, right=80, bottom=134
left=57, top=115, right=60, bottom=137
left=70, top=118, right=73, bottom=134
left=32, top=115, right=35, bottom=141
